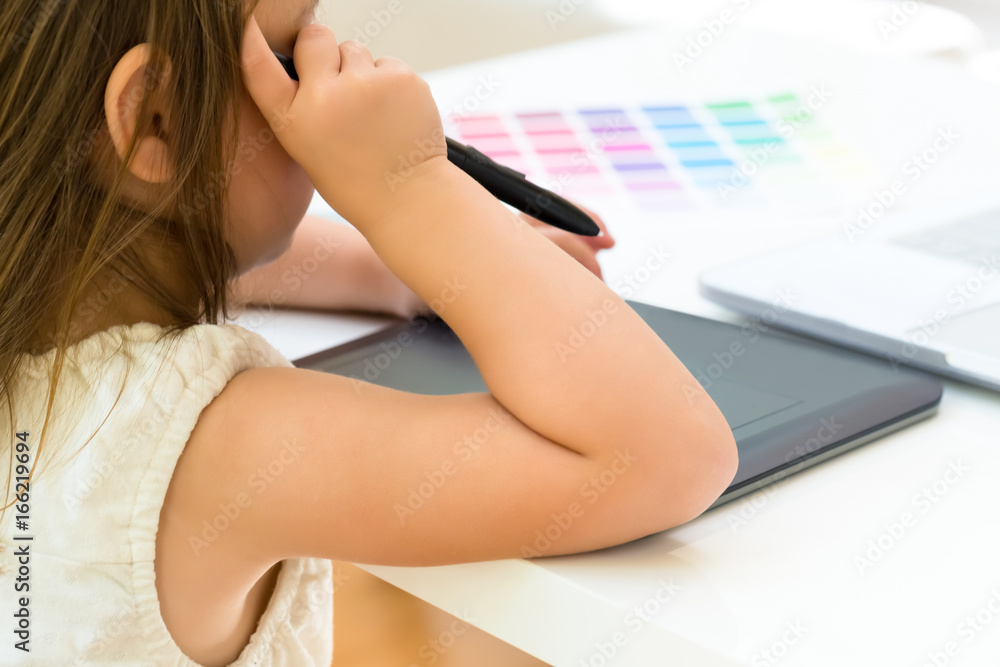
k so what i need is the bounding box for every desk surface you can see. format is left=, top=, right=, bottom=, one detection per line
left=237, top=25, right=1000, bottom=667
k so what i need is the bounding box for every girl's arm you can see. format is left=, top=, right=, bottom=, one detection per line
left=175, top=158, right=738, bottom=567
left=230, top=214, right=416, bottom=317
left=159, top=21, right=738, bottom=577
left=232, top=211, right=615, bottom=319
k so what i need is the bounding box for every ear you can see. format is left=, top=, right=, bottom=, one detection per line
left=103, top=44, right=175, bottom=184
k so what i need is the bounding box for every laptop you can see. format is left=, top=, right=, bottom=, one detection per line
left=294, top=301, right=942, bottom=506
left=700, top=192, right=1000, bottom=391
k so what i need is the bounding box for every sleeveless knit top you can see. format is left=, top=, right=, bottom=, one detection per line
left=0, top=322, right=334, bottom=666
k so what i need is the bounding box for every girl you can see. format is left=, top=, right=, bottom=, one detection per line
left=0, top=0, right=738, bottom=665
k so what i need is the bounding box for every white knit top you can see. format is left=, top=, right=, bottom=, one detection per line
left=0, top=322, right=333, bottom=665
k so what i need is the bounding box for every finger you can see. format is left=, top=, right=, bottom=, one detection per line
left=293, top=23, right=343, bottom=82
left=339, top=40, right=376, bottom=73
left=241, top=16, right=297, bottom=120
left=539, top=228, right=604, bottom=280
left=584, top=229, right=615, bottom=252
left=577, top=247, right=603, bottom=279
left=575, top=204, right=615, bottom=249
left=518, top=209, right=614, bottom=248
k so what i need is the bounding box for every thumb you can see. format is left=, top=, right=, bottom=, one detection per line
left=240, top=16, right=296, bottom=127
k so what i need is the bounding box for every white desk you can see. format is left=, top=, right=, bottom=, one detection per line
left=237, top=25, right=1000, bottom=666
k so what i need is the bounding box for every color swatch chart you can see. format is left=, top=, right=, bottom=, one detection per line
left=445, top=92, right=875, bottom=214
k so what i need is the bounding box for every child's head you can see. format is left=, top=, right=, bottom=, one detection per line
left=0, top=0, right=321, bottom=493
left=0, top=0, right=320, bottom=355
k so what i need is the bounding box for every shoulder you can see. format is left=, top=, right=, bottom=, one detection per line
left=163, top=365, right=319, bottom=552
left=156, top=365, right=326, bottom=661
left=167, top=323, right=292, bottom=372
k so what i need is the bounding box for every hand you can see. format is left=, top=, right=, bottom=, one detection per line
left=240, top=17, right=447, bottom=230
left=516, top=204, right=616, bottom=280
left=380, top=205, right=616, bottom=319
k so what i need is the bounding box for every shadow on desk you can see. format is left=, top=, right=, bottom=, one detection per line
left=331, top=563, right=551, bottom=666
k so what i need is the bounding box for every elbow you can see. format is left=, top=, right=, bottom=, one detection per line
left=691, top=394, right=739, bottom=499
left=680, top=425, right=739, bottom=526
left=704, top=424, right=740, bottom=504
left=649, top=411, right=740, bottom=532
left=706, top=408, right=739, bottom=489
left=598, top=400, right=739, bottom=541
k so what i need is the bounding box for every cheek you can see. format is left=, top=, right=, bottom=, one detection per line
left=227, top=96, right=315, bottom=269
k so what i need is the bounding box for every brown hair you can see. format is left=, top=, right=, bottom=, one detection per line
left=0, top=0, right=260, bottom=511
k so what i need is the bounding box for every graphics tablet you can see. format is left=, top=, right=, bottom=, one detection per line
left=294, top=300, right=943, bottom=506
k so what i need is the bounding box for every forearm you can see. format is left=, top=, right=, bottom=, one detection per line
left=232, top=215, right=401, bottom=314
left=359, top=162, right=732, bottom=466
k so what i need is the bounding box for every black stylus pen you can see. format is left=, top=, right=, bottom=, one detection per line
left=271, top=51, right=600, bottom=237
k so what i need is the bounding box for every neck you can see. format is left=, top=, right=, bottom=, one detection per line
left=31, top=243, right=203, bottom=354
